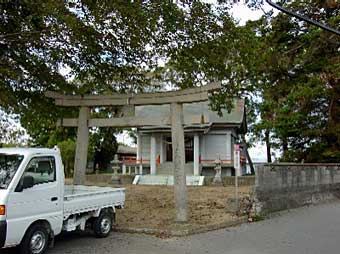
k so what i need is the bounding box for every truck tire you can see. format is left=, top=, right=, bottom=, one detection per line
left=93, top=211, right=113, bottom=238
left=19, top=224, right=49, bottom=254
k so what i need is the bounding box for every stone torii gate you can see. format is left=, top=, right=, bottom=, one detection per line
left=46, top=83, right=221, bottom=222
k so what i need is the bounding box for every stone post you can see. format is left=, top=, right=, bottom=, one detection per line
left=213, top=157, right=223, bottom=185
left=111, top=154, right=120, bottom=184
left=73, top=106, right=90, bottom=185
left=194, top=135, right=200, bottom=176
left=171, top=102, right=187, bottom=223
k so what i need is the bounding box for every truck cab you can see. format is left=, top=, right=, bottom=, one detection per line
left=0, top=147, right=125, bottom=254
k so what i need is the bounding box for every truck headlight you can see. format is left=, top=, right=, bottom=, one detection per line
left=0, top=205, right=5, bottom=215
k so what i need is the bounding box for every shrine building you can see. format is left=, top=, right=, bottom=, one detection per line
left=131, top=99, right=247, bottom=176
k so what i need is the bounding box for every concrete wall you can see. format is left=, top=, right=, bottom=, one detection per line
left=201, top=130, right=233, bottom=163
left=255, top=163, right=340, bottom=214
left=205, top=176, right=255, bottom=186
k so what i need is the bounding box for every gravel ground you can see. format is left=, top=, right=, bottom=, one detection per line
left=5, top=201, right=340, bottom=254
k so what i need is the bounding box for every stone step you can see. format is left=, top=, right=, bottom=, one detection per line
left=157, top=162, right=194, bottom=175
left=133, top=175, right=204, bottom=186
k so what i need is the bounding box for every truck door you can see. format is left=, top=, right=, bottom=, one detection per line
left=5, top=155, right=63, bottom=246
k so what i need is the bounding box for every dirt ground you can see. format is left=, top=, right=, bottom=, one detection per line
left=66, top=179, right=252, bottom=231
left=114, top=184, right=252, bottom=230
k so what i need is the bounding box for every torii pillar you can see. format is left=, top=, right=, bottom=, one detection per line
left=171, top=103, right=187, bottom=222
left=73, top=106, right=90, bottom=185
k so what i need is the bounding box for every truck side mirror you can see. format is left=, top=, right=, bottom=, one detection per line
left=15, top=175, right=34, bottom=192
left=23, top=175, right=34, bottom=189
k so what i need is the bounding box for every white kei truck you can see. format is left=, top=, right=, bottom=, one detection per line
left=0, top=147, right=125, bottom=254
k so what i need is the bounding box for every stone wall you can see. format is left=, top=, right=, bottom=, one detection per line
left=204, top=176, right=255, bottom=186
left=255, top=163, right=340, bottom=214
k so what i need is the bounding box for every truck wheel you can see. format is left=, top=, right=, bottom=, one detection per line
left=20, top=224, right=49, bottom=254
left=93, top=212, right=113, bottom=238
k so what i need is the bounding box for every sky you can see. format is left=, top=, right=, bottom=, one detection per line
left=231, top=2, right=267, bottom=25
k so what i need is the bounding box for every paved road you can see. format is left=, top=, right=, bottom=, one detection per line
left=5, top=201, right=340, bottom=254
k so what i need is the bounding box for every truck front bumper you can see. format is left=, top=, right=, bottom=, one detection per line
left=0, top=220, right=6, bottom=248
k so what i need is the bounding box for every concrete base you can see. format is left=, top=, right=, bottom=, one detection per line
left=111, top=174, right=121, bottom=184
left=133, top=175, right=204, bottom=186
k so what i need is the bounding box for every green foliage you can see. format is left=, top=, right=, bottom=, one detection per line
left=0, top=0, right=245, bottom=144
left=252, top=214, right=265, bottom=222
left=1, top=0, right=339, bottom=164
left=251, top=0, right=340, bottom=162
left=0, top=109, right=26, bottom=146
left=164, top=12, right=262, bottom=113
left=91, top=127, right=118, bottom=171
left=57, top=139, right=76, bottom=178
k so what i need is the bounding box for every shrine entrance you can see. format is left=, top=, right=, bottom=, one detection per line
left=164, top=136, right=193, bottom=163
left=46, top=83, right=220, bottom=222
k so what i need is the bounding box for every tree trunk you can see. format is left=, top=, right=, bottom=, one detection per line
left=265, top=129, right=272, bottom=163
left=242, top=135, right=255, bottom=175
left=282, top=137, right=288, bottom=160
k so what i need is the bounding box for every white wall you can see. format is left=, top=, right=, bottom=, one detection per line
left=140, top=134, right=151, bottom=161
left=204, top=135, right=228, bottom=160
left=201, top=129, right=234, bottom=162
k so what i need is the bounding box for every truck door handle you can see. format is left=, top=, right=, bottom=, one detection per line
left=51, top=197, right=58, bottom=202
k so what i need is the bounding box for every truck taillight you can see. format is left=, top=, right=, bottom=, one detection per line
left=0, top=205, right=5, bottom=215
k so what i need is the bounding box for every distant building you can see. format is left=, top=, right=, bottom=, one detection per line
left=116, top=145, right=136, bottom=162
left=131, top=99, right=247, bottom=176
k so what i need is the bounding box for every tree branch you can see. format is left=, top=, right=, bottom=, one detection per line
left=0, top=30, right=47, bottom=40
left=266, top=0, right=340, bottom=36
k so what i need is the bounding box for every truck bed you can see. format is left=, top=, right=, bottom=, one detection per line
left=63, top=185, right=125, bottom=219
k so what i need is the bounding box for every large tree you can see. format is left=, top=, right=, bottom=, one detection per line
left=251, top=0, right=340, bottom=162
left=2, top=0, right=338, bottom=164
left=1, top=0, right=245, bottom=145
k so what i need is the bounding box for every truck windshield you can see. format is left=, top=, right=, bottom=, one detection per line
left=0, top=153, right=24, bottom=189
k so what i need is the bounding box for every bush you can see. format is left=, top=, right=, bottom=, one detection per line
left=57, top=139, right=76, bottom=178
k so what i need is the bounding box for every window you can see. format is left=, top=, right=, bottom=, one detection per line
left=0, top=154, right=24, bottom=189
left=23, top=156, right=56, bottom=185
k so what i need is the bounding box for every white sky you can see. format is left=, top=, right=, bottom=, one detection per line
left=230, top=1, right=275, bottom=26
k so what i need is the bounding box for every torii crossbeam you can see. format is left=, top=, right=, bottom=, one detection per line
left=46, top=82, right=221, bottom=222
